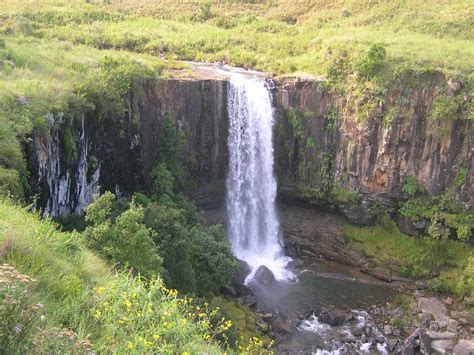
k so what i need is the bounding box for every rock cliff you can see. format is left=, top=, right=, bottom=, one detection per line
left=27, top=66, right=473, bottom=224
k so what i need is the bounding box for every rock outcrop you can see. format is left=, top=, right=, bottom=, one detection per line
left=273, top=77, right=473, bottom=221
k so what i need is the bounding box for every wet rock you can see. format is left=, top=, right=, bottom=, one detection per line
left=253, top=265, right=275, bottom=287
left=220, top=285, right=237, bottom=297
left=318, top=309, right=348, bottom=326
left=273, top=322, right=292, bottom=335
left=453, top=339, right=474, bottom=355
left=431, top=339, right=454, bottom=354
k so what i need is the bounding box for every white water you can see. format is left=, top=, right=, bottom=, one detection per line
left=226, top=75, right=294, bottom=282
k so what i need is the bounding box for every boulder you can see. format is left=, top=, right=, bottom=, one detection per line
left=419, top=330, right=431, bottom=354
left=418, top=297, right=449, bottom=324
left=273, top=321, right=292, bottom=335
left=431, top=339, right=454, bottom=354
left=426, top=331, right=456, bottom=340
left=253, top=265, right=275, bottom=287
left=318, top=309, right=348, bottom=326
left=453, top=339, right=474, bottom=355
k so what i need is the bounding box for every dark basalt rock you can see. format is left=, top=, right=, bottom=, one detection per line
left=316, top=308, right=349, bottom=326
left=253, top=265, right=276, bottom=287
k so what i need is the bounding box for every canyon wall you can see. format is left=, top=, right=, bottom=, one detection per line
left=274, top=78, right=473, bottom=223
left=27, top=71, right=473, bottom=224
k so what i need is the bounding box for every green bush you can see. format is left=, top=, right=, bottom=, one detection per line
left=354, top=43, right=387, bottom=80
left=402, top=176, right=425, bottom=197
left=84, top=192, right=164, bottom=278
left=430, top=94, right=458, bottom=120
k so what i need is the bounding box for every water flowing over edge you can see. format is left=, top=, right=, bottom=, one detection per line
left=225, top=72, right=295, bottom=283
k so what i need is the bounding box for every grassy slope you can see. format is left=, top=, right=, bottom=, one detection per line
left=1, top=0, right=473, bottom=79
left=0, top=198, right=226, bottom=353
left=345, top=221, right=474, bottom=306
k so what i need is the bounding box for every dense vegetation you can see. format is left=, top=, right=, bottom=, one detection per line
left=0, top=198, right=271, bottom=353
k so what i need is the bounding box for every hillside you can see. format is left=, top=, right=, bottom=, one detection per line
left=0, top=198, right=234, bottom=353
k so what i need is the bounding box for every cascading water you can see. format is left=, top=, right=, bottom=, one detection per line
left=226, top=74, right=294, bottom=282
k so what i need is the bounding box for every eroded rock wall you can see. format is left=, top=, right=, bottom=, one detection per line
left=273, top=78, right=473, bottom=222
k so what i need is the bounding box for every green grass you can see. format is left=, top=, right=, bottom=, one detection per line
left=0, top=198, right=270, bottom=353
left=345, top=220, right=474, bottom=304
left=1, top=0, right=473, bottom=78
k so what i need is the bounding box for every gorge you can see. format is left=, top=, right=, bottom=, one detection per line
left=22, top=63, right=473, bottom=353
left=1, top=1, right=473, bottom=353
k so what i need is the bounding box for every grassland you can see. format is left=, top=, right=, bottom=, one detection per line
left=1, top=0, right=473, bottom=78
left=346, top=220, right=474, bottom=309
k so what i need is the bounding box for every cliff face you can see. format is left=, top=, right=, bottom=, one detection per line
left=27, top=70, right=473, bottom=221
left=28, top=77, right=229, bottom=216
left=274, top=78, right=473, bottom=223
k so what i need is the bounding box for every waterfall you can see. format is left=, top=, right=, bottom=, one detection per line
left=226, top=75, right=294, bottom=282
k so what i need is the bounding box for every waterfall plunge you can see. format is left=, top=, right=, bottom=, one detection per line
left=226, top=75, right=294, bottom=282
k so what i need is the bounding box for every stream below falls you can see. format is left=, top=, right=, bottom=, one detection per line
left=250, top=266, right=396, bottom=354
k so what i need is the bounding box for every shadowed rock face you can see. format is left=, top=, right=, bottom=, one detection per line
left=27, top=67, right=473, bottom=219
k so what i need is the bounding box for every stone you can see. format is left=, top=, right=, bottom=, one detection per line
left=453, top=339, right=474, bottom=355
left=253, top=265, right=275, bottom=287
left=318, top=309, right=348, bottom=326
left=444, top=297, right=454, bottom=306
left=273, top=322, right=292, bottom=335
left=431, top=340, right=454, bottom=354
left=419, top=330, right=431, bottom=354
left=418, top=297, right=449, bottom=324
left=242, top=295, right=257, bottom=308
left=383, top=324, right=393, bottom=335
left=18, top=96, right=30, bottom=105
left=420, top=313, right=434, bottom=328
left=469, top=327, right=474, bottom=335
left=447, top=78, right=462, bottom=93
left=426, top=331, right=456, bottom=340
left=402, top=329, right=419, bottom=355
left=447, top=319, right=459, bottom=333
left=220, top=285, right=237, bottom=297
left=388, top=338, right=399, bottom=351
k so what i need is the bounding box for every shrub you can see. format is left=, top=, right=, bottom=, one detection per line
left=354, top=43, right=387, bottom=80
left=85, top=193, right=163, bottom=278
left=402, top=176, right=425, bottom=197
left=430, top=94, right=458, bottom=120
